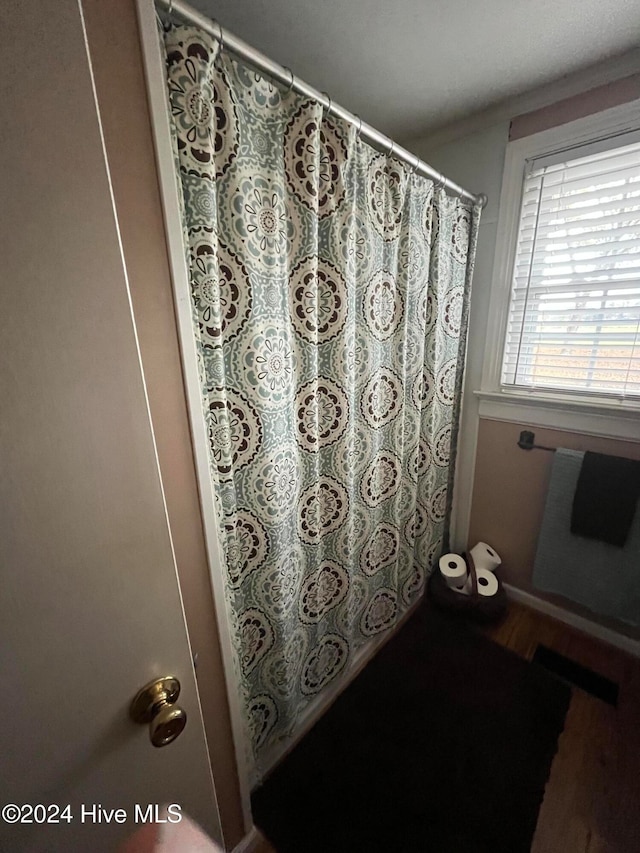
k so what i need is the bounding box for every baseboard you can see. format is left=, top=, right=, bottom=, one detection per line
left=258, top=596, right=423, bottom=780
left=232, top=825, right=261, bottom=853
left=503, top=583, right=640, bottom=659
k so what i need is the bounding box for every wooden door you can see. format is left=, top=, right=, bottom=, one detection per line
left=0, top=1, right=222, bottom=849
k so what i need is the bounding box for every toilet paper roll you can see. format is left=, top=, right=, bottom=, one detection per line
left=438, top=553, right=468, bottom=590
left=475, top=568, right=499, bottom=597
left=469, top=541, right=501, bottom=573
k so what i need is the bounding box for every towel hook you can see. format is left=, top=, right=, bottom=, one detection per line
left=517, top=430, right=555, bottom=452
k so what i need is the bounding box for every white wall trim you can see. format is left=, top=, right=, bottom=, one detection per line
left=135, top=0, right=254, bottom=834
left=232, top=826, right=261, bottom=853
left=504, top=583, right=640, bottom=658
left=476, top=392, right=640, bottom=442
left=449, top=371, right=481, bottom=552
left=258, top=597, right=423, bottom=780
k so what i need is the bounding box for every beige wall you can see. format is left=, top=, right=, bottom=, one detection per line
left=469, top=420, right=640, bottom=638
left=509, top=73, right=640, bottom=140
left=82, top=1, right=245, bottom=846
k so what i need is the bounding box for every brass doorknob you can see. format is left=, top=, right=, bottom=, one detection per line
left=130, top=676, right=187, bottom=747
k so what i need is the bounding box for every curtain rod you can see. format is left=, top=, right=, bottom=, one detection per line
left=156, top=0, right=487, bottom=208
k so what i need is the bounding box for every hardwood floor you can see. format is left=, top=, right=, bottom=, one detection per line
left=251, top=602, right=640, bottom=852
left=486, top=602, right=640, bottom=853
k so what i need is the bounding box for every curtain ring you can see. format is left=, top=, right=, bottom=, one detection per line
left=410, top=155, right=420, bottom=175
left=354, top=115, right=363, bottom=141
left=321, top=91, right=332, bottom=117
left=388, top=140, right=395, bottom=158
left=283, top=67, right=295, bottom=94
left=163, top=0, right=174, bottom=31
left=216, top=25, right=225, bottom=63
left=433, top=174, right=445, bottom=192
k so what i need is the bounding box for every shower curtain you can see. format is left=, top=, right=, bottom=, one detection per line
left=162, top=23, right=480, bottom=769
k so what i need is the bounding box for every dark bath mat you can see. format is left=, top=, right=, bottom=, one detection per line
left=252, top=601, right=570, bottom=853
left=533, top=643, right=618, bottom=707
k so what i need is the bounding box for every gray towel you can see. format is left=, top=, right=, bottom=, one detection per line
left=533, top=448, right=640, bottom=628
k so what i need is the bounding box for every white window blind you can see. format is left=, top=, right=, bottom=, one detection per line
left=502, top=136, right=640, bottom=400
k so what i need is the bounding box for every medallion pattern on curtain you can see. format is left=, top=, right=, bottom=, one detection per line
left=162, top=24, right=480, bottom=765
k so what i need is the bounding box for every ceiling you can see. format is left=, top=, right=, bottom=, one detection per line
left=190, top=0, right=640, bottom=139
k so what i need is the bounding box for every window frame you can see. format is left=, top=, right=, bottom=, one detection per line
left=479, top=99, right=640, bottom=441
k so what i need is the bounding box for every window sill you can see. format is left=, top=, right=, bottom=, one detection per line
left=474, top=389, right=640, bottom=443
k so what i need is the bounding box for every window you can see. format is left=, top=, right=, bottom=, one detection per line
left=503, top=134, right=640, bottom=401
left=480, top=103, right=640, bottom=439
